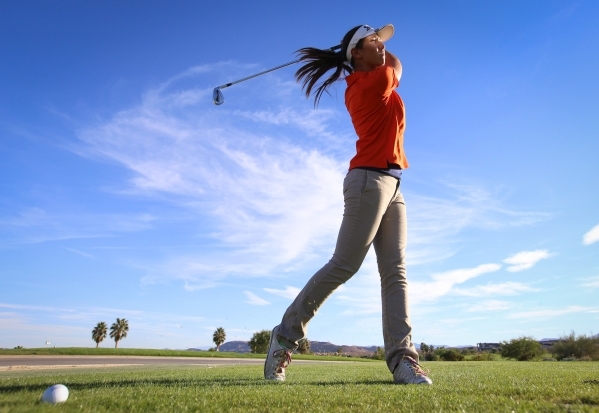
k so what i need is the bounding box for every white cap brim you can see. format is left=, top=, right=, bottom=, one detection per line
left=345, top=24, right=395, bottom=63
left=376, top=24, right=394, bottom=43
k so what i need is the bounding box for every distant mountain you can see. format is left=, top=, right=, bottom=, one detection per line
left=186, top=341, right=251, bottom=353
left=190, top=340, right=380, bottom=356
left=309, top=341, right=378, bottom=356
left=219, top=341, right=251, bottom=353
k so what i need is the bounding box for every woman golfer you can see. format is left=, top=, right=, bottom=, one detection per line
left=264, top=24, right=432, bottom=385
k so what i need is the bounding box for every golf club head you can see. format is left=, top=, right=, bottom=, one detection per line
left=213, top=88, right=224, bottom=105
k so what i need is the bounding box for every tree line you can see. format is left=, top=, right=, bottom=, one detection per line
left=90, top=322, right=598, bottom=361
left=419, top=332, right=599, bottom=361
left=211, top=328, right=598, bottom=360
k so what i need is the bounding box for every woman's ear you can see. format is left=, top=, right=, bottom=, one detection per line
left=350, top=47, right=361, bottom=61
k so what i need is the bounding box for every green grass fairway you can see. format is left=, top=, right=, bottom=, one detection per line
left=1, top=361, right=598, bottom=412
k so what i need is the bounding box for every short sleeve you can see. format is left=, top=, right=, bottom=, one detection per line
left=369, top=66, right=398, bottom=97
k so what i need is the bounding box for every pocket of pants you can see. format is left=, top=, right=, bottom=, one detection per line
left=343, top=169, right=368, bottom=197
left=361, top=170, right=373, bottom=194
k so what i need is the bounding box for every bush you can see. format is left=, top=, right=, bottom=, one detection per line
left=436, top=348, right=465, bottom=361
left=424, top=352, right=439, bottom=361
left=296, top=338, right=311, bottom=355
left=370, top=347, right=385, bottom=360
left=500, top=336, right=543, bottom=361
left=249, top=330, right=271, bottom=354
left=468, top=352, right=495, bottom=361
left=420, top=343, right=437, bottom=361
left=550, top=332, right=599, bottom=361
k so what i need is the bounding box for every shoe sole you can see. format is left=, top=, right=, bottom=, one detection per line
left=264, top=325, right=281, bottom=381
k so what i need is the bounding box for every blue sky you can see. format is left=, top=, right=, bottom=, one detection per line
left=1, top=1, right=598, bottom=350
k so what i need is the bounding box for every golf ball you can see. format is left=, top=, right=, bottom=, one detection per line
left=41, top=384, right=69, bottom=404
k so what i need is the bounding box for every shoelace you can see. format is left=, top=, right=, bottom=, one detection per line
left=273, top=349, right=292, bottom=374
left=404, top=357, right=429, bottom=377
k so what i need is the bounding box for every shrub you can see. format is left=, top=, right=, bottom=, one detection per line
left=370, top=347, right=385, bottom=360
left=296, top=338, right=311, bottom=355
left=550, top=332, right=599, bottom=361
left=500, top=336, right=543, bottom=361
left=420, top=343, right=437, bottom=361
left=424, top=352, right=439, bottom=361
left=436, top=348, right=465, bottom=361
left=249, top=330, right=271, bottom=354
left=468, top=352, right=495, bottom=361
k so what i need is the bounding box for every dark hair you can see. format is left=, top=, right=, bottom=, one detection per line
left=295, top=25, right=365, bottom=107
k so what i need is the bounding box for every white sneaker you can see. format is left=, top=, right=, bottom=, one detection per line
left=393, top=356, right=433, bottom=385
left=263, top=326, right=292, bottom=382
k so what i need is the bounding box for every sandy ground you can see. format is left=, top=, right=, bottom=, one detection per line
left=0, top=355, right=353, bottom=371
left=0, top=364, right=138, bottom=371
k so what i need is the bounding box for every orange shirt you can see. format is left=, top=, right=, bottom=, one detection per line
left=345, top=65, right=408, bottom=170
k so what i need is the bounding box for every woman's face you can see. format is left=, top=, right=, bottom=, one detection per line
left=352, top=34, right=385, bottom=70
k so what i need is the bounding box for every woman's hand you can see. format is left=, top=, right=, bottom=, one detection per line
left=385, top=50, right=402, bottom=81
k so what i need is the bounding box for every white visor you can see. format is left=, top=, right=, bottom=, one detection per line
left=345, top=24, right=394, bottom=63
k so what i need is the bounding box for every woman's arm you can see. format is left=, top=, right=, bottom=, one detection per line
left=385, top=50, right=402, bottom=81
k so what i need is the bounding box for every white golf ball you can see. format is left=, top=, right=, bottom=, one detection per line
left=41, top=384, right=69, bottom=404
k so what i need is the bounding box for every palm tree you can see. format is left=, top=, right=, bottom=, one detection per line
left=91, top=321, right=108, bottom=348
left=109, top=318, right=129, bottom=348
left=213, top=327, right=226, bottom=351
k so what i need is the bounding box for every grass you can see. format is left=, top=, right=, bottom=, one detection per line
left=1, top=361, right=598, bottom=412
left=0, top=347, right=373, bottom=362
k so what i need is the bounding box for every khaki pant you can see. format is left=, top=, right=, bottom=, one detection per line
left=277, top=168, right=418, bottom=372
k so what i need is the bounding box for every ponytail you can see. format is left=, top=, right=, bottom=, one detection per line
left=295, top=25, right=363, bottom=107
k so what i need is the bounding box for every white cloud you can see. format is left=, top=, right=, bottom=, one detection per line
left=432, top=264, right=502, bottom=283
left=581, top=276, right=599, bottom=289
left=0, top=303, right=73, bottom=312
left=508, top=305, right=598, bottom=320
left=410, top=263, right=501, bottom=304
left=0, top=302, right=202, bottom=323
left=264, top=286, right=301, bottom=300
left=62, top=247, right=94, bottom=258
left=583, top=224, right=599, bottom=245
left=75, top=70, right=348, bottom=289
left=0, top=207, right=156, bottom=245
left=454, top=282, right=537, bottom=297
left=0, top=313, right=90, bottom=342
left=464, top=300, right=515, bottom=312
left=503, top=250, right=552, bottom=272
left=234, top=107, right=342, bottom=142
left=0, top=303, right=207, bottom=348
left=405, top=184, right=551, bottom=265
left=337, top=261, right=536, bottom=320
left=244, top=291, right=271, bottom=306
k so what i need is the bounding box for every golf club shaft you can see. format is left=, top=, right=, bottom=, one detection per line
left=215, top=44, right=341, bottom=90
left=216, top=59, right=300, bottom=90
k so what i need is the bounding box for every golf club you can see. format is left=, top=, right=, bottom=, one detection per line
left=213, top=44, right=341, bottom=105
